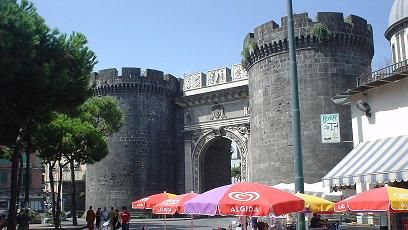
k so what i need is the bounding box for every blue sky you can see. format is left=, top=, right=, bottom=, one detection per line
left=31, top=0, right=393, bottom=77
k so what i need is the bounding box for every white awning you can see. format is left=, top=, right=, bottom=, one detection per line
left=323, top=135, right=408, bottom=187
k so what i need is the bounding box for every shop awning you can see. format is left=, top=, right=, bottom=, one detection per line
left=323, top=135, right=408, bottom=187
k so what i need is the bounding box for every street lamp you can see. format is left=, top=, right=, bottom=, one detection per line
left=286, top=0, right=306, bottom=229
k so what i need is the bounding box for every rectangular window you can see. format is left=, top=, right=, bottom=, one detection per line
left=0, top=201, right=7, bottom=209
left=21, top=173, right=31, bottom=186
left=0, top=172, right=7, bottom=183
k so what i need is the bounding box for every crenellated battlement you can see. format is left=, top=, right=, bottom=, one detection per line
left=243, top=12, right=374, bottom=70
left=93, top=67, right=181, bottom=97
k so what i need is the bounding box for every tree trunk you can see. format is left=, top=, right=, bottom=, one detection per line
left=7, top=128, right=24, bottom=230
left=24, top=137, right=31, bottom=208
left=49, top=164, right=57, bottom=229
left=55, top=162, right=64, bottom=229
left=70, top=161, right=78, bottom=225
left=17, top=154, right=23, bottom=209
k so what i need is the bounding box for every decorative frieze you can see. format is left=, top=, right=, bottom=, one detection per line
left=207, top=68, right=231, bottom=86
left=232, top=64, right=248, bottom=81
left=184, top=72, right=206, bottom=91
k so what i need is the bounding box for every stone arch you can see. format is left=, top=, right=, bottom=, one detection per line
left=191, top=125, right=249, bottom=192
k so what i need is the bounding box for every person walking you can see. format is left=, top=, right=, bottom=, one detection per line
left=102, top=207, right=109, bottom=223
left=120, top=207, right=130, bottom=230
left=113, top=209, right=120, bottom=229
left=108, top=207, right=115, bottom=230
left=86, top=206, right=96, bottom=230
left=95, top=208, right=102, bottom=230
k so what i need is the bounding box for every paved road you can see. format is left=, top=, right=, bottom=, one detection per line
left=130, top=217, right=236, bottom=230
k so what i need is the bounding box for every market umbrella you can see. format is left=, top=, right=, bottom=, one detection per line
left=334, top=185, right=408, bottom=230
left=131, top=192, right=177, bottom=209
left=153, top=192, right=198, bottom=215
left=152, top=192, right=198, bottom=229
left=184, top=182, right=304, bottom=217
left=295, top=193, right=335, bottom=214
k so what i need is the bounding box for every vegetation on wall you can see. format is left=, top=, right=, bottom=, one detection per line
left=241, top=41, right=258, bottom=68
left=312, top=23, right=332, bottom=44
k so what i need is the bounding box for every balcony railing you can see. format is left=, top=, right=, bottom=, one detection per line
left=357, top=60, right=408, bottom=87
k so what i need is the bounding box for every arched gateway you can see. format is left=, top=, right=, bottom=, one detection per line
left=175, top=64, right=250, bottom=193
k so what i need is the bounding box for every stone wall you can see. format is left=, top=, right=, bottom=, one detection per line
left=245, top=12, right=374, bottom=185
left=86, top=68, right=181, bottom=209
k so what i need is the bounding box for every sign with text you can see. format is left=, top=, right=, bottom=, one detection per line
left=321, top=113, right=340, bottom=143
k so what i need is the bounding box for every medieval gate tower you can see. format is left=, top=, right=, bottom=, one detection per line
left=86, top=12, right=374, bottom=209
left=244, top=12, right=373, bottom=184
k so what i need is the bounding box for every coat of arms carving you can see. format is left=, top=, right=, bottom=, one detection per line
left=210, top=105, right=227, bottom=120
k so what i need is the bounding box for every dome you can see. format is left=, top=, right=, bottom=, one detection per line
left=388, top=0, right=408, bottom=27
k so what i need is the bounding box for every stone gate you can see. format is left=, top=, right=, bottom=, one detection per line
left=175, top=64, right=250, bottom=193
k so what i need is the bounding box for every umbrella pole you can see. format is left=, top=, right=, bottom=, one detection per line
left=387, top=210, right=391, bottom=230
left=164, top=214, right=167, bottom=230
left=190, top=215, right=194, bottom=230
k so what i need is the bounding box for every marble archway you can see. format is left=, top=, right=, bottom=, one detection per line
left=190, top=124, right=249, bottom=192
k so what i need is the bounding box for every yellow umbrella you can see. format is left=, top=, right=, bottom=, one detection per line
left=296, top=193, right=335, bottom=214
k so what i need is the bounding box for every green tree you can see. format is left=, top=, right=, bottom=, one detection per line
left=0, top=1, right=96, bottom=228
left=68, top=96, right=124, bottom=225
left=231, top=166, right=241, bottom=182
left=34, top=113, right=108, bottom=229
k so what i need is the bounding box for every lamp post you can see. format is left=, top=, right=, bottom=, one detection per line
left=286, top=0, right=305, bottom=229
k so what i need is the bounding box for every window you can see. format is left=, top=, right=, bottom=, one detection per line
left=0, top=172, right=7, bottom=184
left=396, top=34, right=401, bottom=62
left=392, top=44, right=397, bottom=64
left=401, top=32, right=406, bottom=61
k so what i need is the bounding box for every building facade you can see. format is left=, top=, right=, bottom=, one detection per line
left=43, top=162, right=86, bottom=213
left=0, top=154, right=44, bottom=212
left=324, top=0, right=408, bottom=227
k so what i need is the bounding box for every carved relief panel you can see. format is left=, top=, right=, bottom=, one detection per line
left=232, top=64, right=248, bottom=81
left=184, top=72, right=206, bottom=91
left=210, top=104, right=227, bottom=120
left=207, top=68, right=231, bottom=86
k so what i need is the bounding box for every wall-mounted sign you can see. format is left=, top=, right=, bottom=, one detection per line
left=321, top=113, right=340, bottom=143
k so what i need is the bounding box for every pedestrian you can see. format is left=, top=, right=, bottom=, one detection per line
left=102, top=207, right=109, bottom=222
left=96, top=208, right=102, bottom=230
left=113, top=209, right=120, bottom=229
left=86, top=206, right=96, bottom=230
left=250, top=217, right=258, bottom=230
left=120, top=207, right=130, bottom=230
left=108, top=207, right=115, bottom=230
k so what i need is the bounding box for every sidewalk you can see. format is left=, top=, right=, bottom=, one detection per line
left=29, top=218, right=87, bottom=230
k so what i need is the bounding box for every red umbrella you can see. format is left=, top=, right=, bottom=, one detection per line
left=153, top=192, right=198, bottom=230
left=334, top=186, right=408, bottom=230
left=152, top=192, right=198, bottom=215
left=131, top=192, right=177, bottom=209
left=334, top=186, right=408, bottom=213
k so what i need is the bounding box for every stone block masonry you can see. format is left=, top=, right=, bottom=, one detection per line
left=245, top=12, right=374, bottom=185
left=86, top=68, right=182, bottom=210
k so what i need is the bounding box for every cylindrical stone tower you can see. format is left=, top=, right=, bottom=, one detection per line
left=244, top=13, right=374, bottom=185
left=86, top=67, right=180, bottom=209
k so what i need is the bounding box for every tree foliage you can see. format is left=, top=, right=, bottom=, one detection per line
left=34, top=113, right=108, bottom=165
left=231, top=165, right=241, bottom=181
left=0, top=0, right=97, bottom=144
left=33, top=113, right=108, bottom=228
left=77, top=96, right=124, bottom=136
left=0, top=1, right=97, bottom=229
